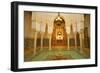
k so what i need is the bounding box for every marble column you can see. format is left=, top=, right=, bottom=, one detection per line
left=33, top=31, right=37, bottom=56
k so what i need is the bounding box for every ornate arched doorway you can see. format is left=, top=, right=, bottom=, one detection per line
left=51, top=13, right=67, bottom=49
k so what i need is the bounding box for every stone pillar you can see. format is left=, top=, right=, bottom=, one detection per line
left=75, top=33, right=77, bottom=49
left=49, top=35, right=52, bottom=51
left=80, top=34, right=82, bottom=53
left=33, top=31, right=37, bottom=56
left=80, top=30, right=84, bottom=53
left=40, top=33, right=43, bottom=51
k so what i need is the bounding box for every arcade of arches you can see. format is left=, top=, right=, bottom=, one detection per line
left=24, top=11, right=90, bottom=62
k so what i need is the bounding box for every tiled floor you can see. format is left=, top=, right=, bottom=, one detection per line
left=24, top=49, right=86, bottom=62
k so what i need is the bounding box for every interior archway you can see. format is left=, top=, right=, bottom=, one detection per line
left=51, top=13, right=67, bottom=49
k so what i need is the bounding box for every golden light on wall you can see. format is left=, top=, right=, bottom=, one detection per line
left=56, top=31, right=63, bottom=40
left=30, top=11, right=85, bottom=37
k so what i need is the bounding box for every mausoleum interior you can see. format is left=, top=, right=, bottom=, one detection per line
left=24, top=11, right=90, bottom=62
